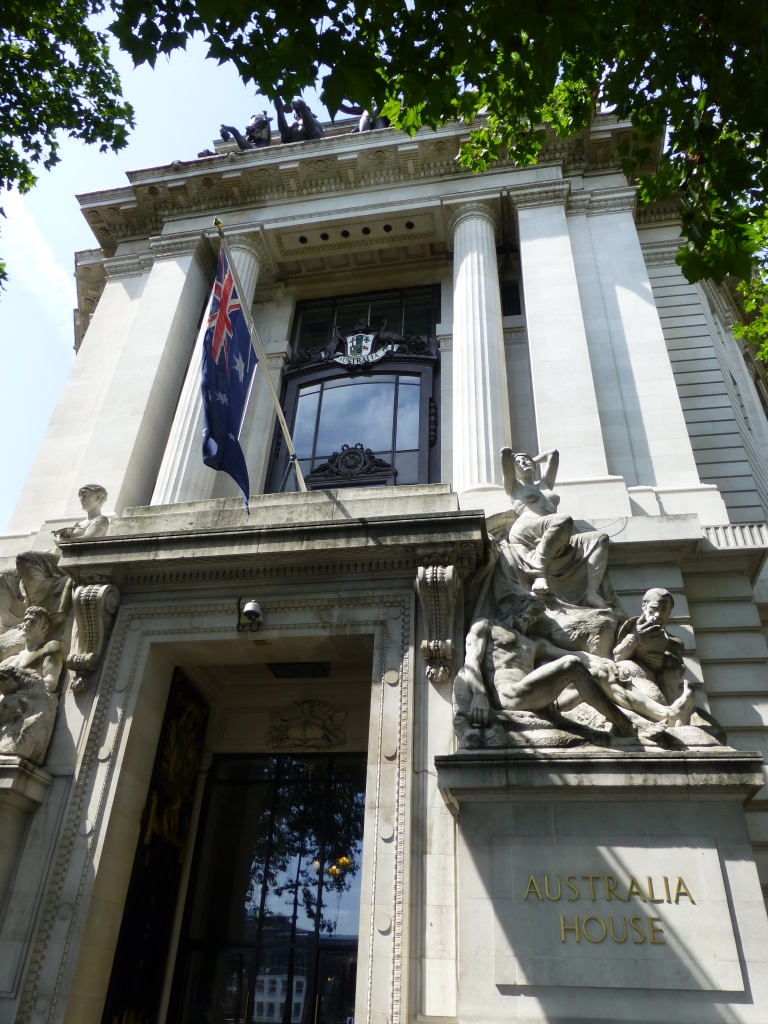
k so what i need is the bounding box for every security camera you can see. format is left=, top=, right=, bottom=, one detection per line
left=242, top=600, right=262, bottom=622
left=237, top=597, right=263, bottom=632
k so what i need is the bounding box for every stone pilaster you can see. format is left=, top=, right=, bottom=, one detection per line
left=446, top=200, right=512, bottom=503
left=513, top=182, right=609, bottom=481
left=8, top=232, right=212, bottom=531
left=151, top=231, right=265, bottom=506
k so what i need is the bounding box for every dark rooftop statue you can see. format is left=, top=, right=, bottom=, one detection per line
left=276, top=96, right=324, bottom=143
left=220, top=111, right=272, bottom=150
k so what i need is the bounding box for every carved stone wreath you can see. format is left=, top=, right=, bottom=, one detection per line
left=307, top=443, right=396, bottom=483
left=267, top=700, right=347, bottom=750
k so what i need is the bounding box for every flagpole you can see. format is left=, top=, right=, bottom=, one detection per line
left=213, top=218, right=307, bottom=493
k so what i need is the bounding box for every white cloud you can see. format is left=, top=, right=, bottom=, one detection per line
left=3, top=189, right=76, bottom=342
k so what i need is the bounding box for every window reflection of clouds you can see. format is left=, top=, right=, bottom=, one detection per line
left=394, top=450, right=418, bottom=484
left=315, top=380, right=395, bottom=456
left=293, top=388, right=320, bottom=459
left=396, top=381, right=420, bottom=451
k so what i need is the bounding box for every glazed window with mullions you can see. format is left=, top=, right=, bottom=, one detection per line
left=271, top=288, right=440, bottom=492
left=291, top=286, right=438, bottom=355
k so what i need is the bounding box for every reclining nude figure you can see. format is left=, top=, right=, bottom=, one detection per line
left=457, top=594, right=696, bottom=739
left=500, top=447, right=610, bottom=608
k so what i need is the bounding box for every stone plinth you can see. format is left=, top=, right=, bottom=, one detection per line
left=436, top=748, right=768, bottom=1024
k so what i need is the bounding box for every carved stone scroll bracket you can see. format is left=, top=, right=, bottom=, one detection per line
left=416, top=563, right=462, bottom=684
left=67, top=584, right=121, bottom=693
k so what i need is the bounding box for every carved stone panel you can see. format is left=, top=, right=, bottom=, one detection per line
left=267, top=700, right=347, bottom=750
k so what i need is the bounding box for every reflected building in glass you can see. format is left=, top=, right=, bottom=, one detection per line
left=3, top=110, right=768, bottom=1024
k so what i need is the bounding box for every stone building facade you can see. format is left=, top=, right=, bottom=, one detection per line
left=2, top=112, right=768, bottom=1024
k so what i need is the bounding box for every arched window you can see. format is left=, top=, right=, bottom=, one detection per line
left=270, top=289, right=440, bottom=491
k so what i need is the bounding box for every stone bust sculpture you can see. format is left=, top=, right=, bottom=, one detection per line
left=53, top=484, right=109, bottom=543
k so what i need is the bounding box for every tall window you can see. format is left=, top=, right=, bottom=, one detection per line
left=170, top=755, right=366, bottom=1024
left=272, top=287, right=440, bottom=491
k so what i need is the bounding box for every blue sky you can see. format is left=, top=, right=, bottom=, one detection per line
left=0, top=35, right=325, bottom=532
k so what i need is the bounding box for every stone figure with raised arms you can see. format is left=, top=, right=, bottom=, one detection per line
left=500, top=448, right=610, bottom=608
left=452, top=447, right=723, bottom=751
left=53, top=483, right=109, bottom=543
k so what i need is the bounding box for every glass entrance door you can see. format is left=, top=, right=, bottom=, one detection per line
left=169, top=754, right=367, bottom=1024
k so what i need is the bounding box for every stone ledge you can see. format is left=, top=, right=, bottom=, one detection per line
left=436, top=748, right=764, bottom=805
left=57, top=506, right=487, bottom=587
left=0, top=756, right=53, bottom=811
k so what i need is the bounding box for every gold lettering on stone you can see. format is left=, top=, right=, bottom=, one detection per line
left=544, top=875, right=561, bottom=900
left=626, top=876, right=647, bottom=902
left=565, top=875, right=579, bottom=901
left=604, top=875, right=625, bottom=901
left=649, top=917, right=665, bottom=943
left=629, top=916, right=646, bottom=944
left=581, top=874, right=600, bottom=900
left=608, top=916, right=628, bottom=943
left=560, top=915, right=580, bottom=943
left=524, top=875, right=543, bottom=900
left=582, top=916, right=607, bottom=943
left=646, top=876, right=664, bottom=903
left=674, top=877, right=695, bottom=903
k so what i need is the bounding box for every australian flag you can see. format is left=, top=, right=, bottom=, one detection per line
left=201, top=248, right=257, bottom=509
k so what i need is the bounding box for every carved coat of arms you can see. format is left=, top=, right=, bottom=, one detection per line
left=333, top=331, right=391, bottom=367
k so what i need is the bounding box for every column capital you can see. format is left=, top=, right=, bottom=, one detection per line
left=508, top=180, right=570, bottom=210
left=209, top=223, right=274, bottom=275
left=444, top=199, right=500, bottom=246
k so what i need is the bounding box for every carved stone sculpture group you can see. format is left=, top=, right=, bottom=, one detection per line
left=452, top=449, right=725, bottom=750
left=0, top=484, right=118, bottom=766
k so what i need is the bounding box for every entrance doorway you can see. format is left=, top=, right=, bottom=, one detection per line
left=169, top=753, right=367, bottom=1024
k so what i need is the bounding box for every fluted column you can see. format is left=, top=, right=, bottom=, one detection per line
left=448, top=201, right=512, bottom=497
left=151, top=232, right=264, bottom=505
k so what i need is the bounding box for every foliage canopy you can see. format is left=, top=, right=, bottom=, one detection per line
left=109, top=1, right=768, bottom=292
left=0, top=0, right=134, bottom=285
left=4, top=0, right=768, bottom=351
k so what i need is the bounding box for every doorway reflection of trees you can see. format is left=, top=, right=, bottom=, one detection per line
left=171, top=754, right=366, bottom=1024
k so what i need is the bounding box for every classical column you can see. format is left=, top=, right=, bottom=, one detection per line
left=151, top=232, right=264, bottom=506
left=447, top=201, right=512, bottom=498
left=514, top=183, right=609, bottom=481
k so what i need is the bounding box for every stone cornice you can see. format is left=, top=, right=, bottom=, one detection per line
left=57, top=507, right=487, bottom=588
left=75, top=116, right=662, bottom=254
left=639, top=237, right=683, bottom=268
left=507, top=180, right=571, bottom=210
left=102, top=250, right=155, bottom=280
left=149, top=229, right=217, bottom=279
left=102, top=230, right=216, bottom=281
left=567, top=186, right=637, bottom=217
left=636, top=196, right=682, bottom=224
